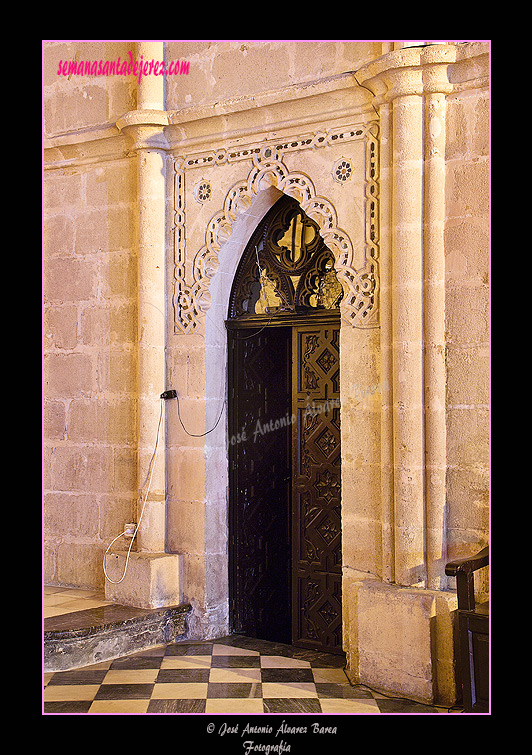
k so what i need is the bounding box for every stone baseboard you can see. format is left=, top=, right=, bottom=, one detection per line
left=344, top=577, right=459, bottom=707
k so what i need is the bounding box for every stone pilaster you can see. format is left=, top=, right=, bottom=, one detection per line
left=107, top=42, right=182, bottom=608
left=352, top=45, right=458, bottom=704
left=116, top=43, right=169, bottom=553
left=422, top=62, right=452, bottom=590
left=358, top=44, right=455, bottom=590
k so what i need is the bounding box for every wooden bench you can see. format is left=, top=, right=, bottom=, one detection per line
left=445, top=546, right=489, bottom=713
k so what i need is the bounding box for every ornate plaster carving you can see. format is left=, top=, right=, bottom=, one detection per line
left=172, top=123, right=380, bottom=334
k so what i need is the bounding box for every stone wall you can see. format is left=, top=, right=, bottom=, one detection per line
left=445, top=73, right=490, bottom=564
left=43, top=159, right=139, bottom=585
left=163, top=40, right=382, bottom=110
left=43, top=41, right=138, bottom=586
left=344, top=43, right=490, bottom=703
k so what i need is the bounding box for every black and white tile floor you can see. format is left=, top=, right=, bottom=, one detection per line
left=43, top=636, right=459, bottom=714
left=43, top=588, right=461, bottom=715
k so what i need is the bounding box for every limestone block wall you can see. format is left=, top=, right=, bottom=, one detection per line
left=43, top=41, right=136, bottom=134
left=43, top=158, right=139, bottom=587
left=445, top=74, right=490, bottom=561
left=43, top=41, right=138, bottom=587
left=164, top=40, right=383, bottom=110
left=343, top=42, right=490, bottom=704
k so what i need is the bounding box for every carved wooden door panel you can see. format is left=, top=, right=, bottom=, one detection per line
left=228, top=327, right=292, bottom=644
left=292, top=323, right=342, bottom=653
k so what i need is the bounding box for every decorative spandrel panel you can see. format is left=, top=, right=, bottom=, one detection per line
left=171, top=122, right=379, bottom=334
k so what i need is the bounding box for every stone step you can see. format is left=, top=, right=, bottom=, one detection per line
left=44, top=602, right=191, bottom=672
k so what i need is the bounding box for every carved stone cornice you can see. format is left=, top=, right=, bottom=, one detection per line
left=116, top=109, right=170, bottom=152
left=164, top=73, right=371, bottom=152
left=43, top=130, right=128, bottom=170
left=356, top=43, right=487, bottom=104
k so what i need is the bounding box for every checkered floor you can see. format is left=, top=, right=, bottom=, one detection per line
left=43, top=585, right=111, bottom=619
left=43, top=635, right=454, bottom=714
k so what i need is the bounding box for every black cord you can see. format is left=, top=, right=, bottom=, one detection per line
left=175, top=393, right=225, bottom=438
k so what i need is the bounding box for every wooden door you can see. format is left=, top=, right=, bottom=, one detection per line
left=228, top=326, right=292, bottom=643
left=292, top=322, right=342, bottom=653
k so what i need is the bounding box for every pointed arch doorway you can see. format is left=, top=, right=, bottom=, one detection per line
left=226, top=194, right=344, bottom=654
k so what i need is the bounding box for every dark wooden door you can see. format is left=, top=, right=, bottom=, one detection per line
left=292, top=323, right=342, bottom=653
left=228, top=317, right=342, bottom=653
left=228, top=326, right=292, bottom=643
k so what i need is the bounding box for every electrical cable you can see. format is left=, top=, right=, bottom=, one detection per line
left=233, top=318, right=274, bottom=340
left=175, top=393, right=225, bottom=438
left=103, top=398, right=164, bottom=584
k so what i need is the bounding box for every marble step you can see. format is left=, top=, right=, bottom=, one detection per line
left=44, top=602, right=191, bottom=672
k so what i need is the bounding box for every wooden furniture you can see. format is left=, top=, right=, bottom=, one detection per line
left=445, top=546, right=489, bottom=712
